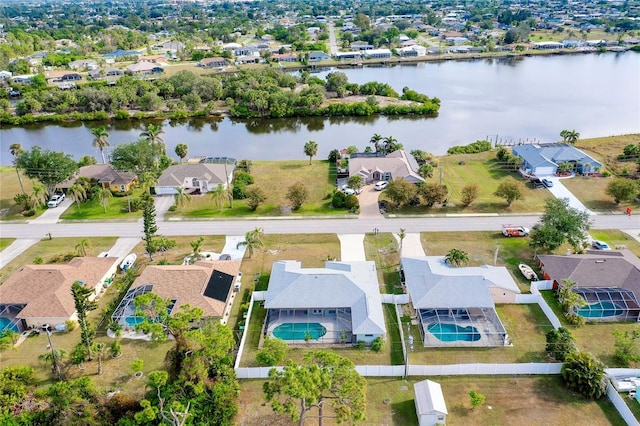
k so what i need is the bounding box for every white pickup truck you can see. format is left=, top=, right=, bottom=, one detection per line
left=47, top=193, right=66, bottom=208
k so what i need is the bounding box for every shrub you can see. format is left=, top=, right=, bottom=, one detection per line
left=331, top=191, right=346, bottom=208
left=233, top=171, right=254, bottom=186
left=256, top=337, right=289, bottom=366
left=355, top=340, right=366, bottom=350
left=23, top=208, right=36, bottom=217
left=370, top=337, right=385, bottom=352
left=168, top=205, right=177, bottom=212
left=110, top=341, right=122, bottom=357
left=33, top=256, right=44, bottom=264
left=447, top=140, right=492, bottom=155
left=233, top=183, right=247, bottom=200
left=344, top=194, right=359, bottom=210
left=65, top=320, right=77, bottom=332
left=114, top=110, right=130, bottom=120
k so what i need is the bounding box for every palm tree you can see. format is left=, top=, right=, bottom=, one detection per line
left=91, top=342, right=107, bottom=375
left=304, top=140, right=318, bottom=165
left=418, top=163, right=434, bottom=179
left=140, top=172, right=157, bottom=194
left=93, top=186, right=113, bottom=213
left=369, top=133, right=383, bottom=152
left=175, top=143, right=188, bottom=163
left=39, top=348, right=67, bottom=380
left=398, top=228, right=406, bottom=253
left=190, top=236, right=204, bottom=263
left=210, top=184, right=226, bottom=212
left=566, top=129, right=580, bottom=145
left=9, top=143, right=26, bottom=195
left=174, top=187, right=192, bottom=212
left=68, top=183, right=87, bottom=212
left=91, top=126, right=110, bottom=164
left=75, top=238, right=91, bottom=256
left=445, top=248, right=469, bottom=267
left=141, top=123, right=166, bottom=154
left=383, top=135, right=402, bottom=154
left=236, top=227, right=264, bottom=258
left=31, top=183, right=48, bottom=208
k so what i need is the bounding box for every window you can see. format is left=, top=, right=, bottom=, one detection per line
left=312, top=309, right=322, bottom=315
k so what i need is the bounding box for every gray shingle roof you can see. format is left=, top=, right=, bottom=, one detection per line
left=157, top=164, right=231, bottom=187
left=264, top=261, right=386, bottom=335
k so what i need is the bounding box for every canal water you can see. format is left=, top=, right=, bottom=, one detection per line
left=1, top=52, right=638, bottom=165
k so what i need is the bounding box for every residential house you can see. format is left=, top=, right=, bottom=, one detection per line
left=334, top=51, right=363, bottom=61
left=161, top=41, right=185, bottom=52
left=199, top=57, right=228, bottom=68
left=398, top=45, right=427, bottom=57
left=138, top=55, right=168, bottom=65
left=414, top=380, right=448, bottom=426
left=0, top=257, right=119, bottom=331
left=126, top=62, right=164, bottom=75
left=350, top=42, right=374, bottom=51
left=532, top=41, right=564, bottom=49
left=103, top=49, right=142, bottom=59
left=260, top=261, right=386, bottom=344
left=155, top=161, right=235, bottom=195
left=348, top=150, right=425, bottom=185
left=308, top=51, right=331, bottom=62
left=111, top=260, right=242, bottom=330
left=365, top=48, right=392, bottom=59
left=538, top=250, right=640, bottom=322
left=88, top=67, right=124, bottom=80
left=235, top=55, right=263, bottom=65
left=0, top=70, right=12, bottom=80
left=45, top=71, right=82, bottom=83
left=272, top=53, right=298, bottom=63
left=401, top=256, right=519, bottom=347
left=57, top=165, right=138, bottom=193
left=512, top=143, right=602, bottom=176
left=68, top=59, right=98, bottom=70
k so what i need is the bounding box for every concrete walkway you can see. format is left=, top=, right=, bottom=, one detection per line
left=542, top=176, right=593, bottom=214
left=0, top=238, right=39, bottom=269
left=338, top=234, right=366, bottom=261
left=399, top=233, right=426, bottom=257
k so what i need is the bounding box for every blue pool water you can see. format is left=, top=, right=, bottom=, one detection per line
left=273, top=323, right=327, bottom=340
left=125, top=316, right=145, bottom=326
left=0, top=317, right=19, bottom=333
left=576, top=301, right=624, bottom=318
left=427, top=323, right=481, bottom=342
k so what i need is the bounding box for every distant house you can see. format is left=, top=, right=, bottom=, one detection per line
left=334, top=51, right=363, bottom=61
left=126, top=62, right=164, bottom=75
left=156, top=161, right=235, bottom=195
left=532, top=41, right=564, bottom=49
left=88, top=67, right=124, bottom=80
left=260, top=261, right=387, bottom=344
left=308, top=51, right=331, bottom=62
left=512, top=143, right=602, bottom=176
left=348, top=150, right=424, bottom=185
left=414, top=380, right=447, bottom=426
left=68, top=59, right=98, bottom=70
left=272, top=53, right=298, bottom=63
left=0, top=70, right=13, bottom=80
left=0, top=257, right=119, bottom=332
left=161, top=41, right=185, bottom=52
left=103, top=49, right=142, bottom=59
left=538, top=250, right=640, bottom=322
left=45, top=71, right=82, bottom=83
left=365, top=48, right=392, bottom=59
left=398, top=45, right=427, bottom=57
left=198, top=57, right=227, bottom=68
left=350, top=42, right=374, bottom=51
left=139, top=55, right=168, bottom=65
left=235, top=55, right=262, bottom=65
left=58, top=165, right=138, bottom=193
left=401, top=256, right=519, bottom=347
left=11, top=74, right=36, bottom=85
left=111, top=260, right=242, bottom=330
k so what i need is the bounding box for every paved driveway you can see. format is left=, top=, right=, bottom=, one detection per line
left=154, top=195, right=176, bottom=221
left=358, top=185, right=383, bottom=218
left=540, top=176, right=593, bottom=215
left=400, top=233, right=426, bottom=257
left=30, top=198, right=73, bottom=224
left=0, top=238, right=39, bottom=269
left=338, top=234, right=366, bottom=261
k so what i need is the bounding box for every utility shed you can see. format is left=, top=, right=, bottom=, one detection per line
left=414, top=379, right=447, bottom=426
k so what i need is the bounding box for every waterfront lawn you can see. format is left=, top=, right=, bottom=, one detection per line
left=0, top=166, right=40, bottom=220
left=60, top=190, right=144, bottom=220
left=237, top=375, right=623, bottom=426
left=562, top=176, right=636, bottom=213
left=171, top=160, right=347, bottom=218
left=364, top=233, right=402, bottom=294
left=540, top=291, right=640, bottom=368
left=419, top=231, right=539, bottom=293
left=407, top=303, right=551, bottom=365
left=531, top=29, right=615, bottom=43
left=0, top=237, right=117, bottom=285
left=576, top=134, right=640, bottom=176
left=0, top=238, right=15, bottom=251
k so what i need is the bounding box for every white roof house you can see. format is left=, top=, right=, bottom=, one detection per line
left=414, top=380, right=447, bottom=426
left=156, top=163, right=235, bottom=196
left=264, top=261, right=386, bottom=343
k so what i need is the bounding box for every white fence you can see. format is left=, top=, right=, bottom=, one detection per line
left=234, top=292, right=256, bottom=369
left=381, top=293, right=410, bottom=304
left=514, top=280, right=562, bottom=329
left=606, top=381, right=639, bottom=426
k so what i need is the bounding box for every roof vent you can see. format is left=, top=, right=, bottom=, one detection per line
left=595, top=260, right=605, bottom=264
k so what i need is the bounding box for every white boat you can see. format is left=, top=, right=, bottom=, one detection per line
left=120, top=253, right=137, bottom=271
left=518, top=263, right=538, bottom=281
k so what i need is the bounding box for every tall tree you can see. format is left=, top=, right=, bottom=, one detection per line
left=445, top=248, right=470, bottom=267
left=71, top=280, right=98, bottom=360
left=529, top=198, right=591, bottom=253
left=75, top=238, right=91, bottom=257
left=304, top=140, right=318, bottom=165
left=347, top=175, right=363, bottom=192
left=38, top=348, right=67, bottom=381
left=175, top=143, right=188, bottom=163
left=68, top=183, right=88, bottom=212
left=605, top=178, right=637, bottom=204
left=561, top=351, right=606, bottom=400
left=174, top=187, right=192, bottom=212
left=91, top=342, right=107, bottom=375
left=369, top=133, right=383, bottom=152
left=237, top=227, right=264, bottom=258
left=9, top=143, right=26, bottom=195
left=383, top=135, right=402, bottom=154
left=190, top=236, right=205, bottom=263
left=264, top=350, right=366, bottom=426
left=385, top=178, right=417, bottom=207
left=91, top=126, right=110, bottom=164
left=111, top=139, right=164, bottom=176
left=560, top=129, right=580, bottom=145
left=210, top=184, right=227, bottom=212
left=142, top=192, right=159, bottom=260
left=493, top=181, right=522, bottom=206
left=15, top=146, right=78, bottom=196
left=93, top=186, right=113, bottom=213
left=141, top=123, right=165, bottom=151
left=418, top=163, right=434, bottom=179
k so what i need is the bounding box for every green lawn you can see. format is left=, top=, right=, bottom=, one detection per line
left=364, top=233, right=402, bottom=294
left=0, top=166, right=43, bottom=220
left=237, top=375, right=624, bottom=426
left=169, top=160, right=348, bottom=218
left=0, top=238, right=15, bottom=251
left=588, top=229, right=640, bottom=258
left=60, top=190, right=144, bottom=220
left=563, top=176, right=636, bottom=213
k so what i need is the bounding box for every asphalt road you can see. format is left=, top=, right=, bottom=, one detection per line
left=1, top=214, right=638, bottom=238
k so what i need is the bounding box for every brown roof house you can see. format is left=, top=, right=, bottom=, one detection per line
left=111, top=260, right=242, bottom=333
left=0, top=257, right=119, bottom=332
left=348, top=150, right=425, bottom=185
left=58, top=164, right=137, bottom=193
left=155, top=161, right=235, bottom=195
left=538, top=250, right=640, bottom=322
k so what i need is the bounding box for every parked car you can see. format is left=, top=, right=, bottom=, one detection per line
left=219, top=254, right=232, bottom=260
left=340, top=185, right=361, bottom=195
left=592, top=240, right=611, bottom=250
left=374, top=181, right=389, bottom=191
left=529, top=177, right=545, bottom=189
left=47, top=193, right=65, bottom=208
left=541, top=178, right=554, bottom=188
left=502, top=225, right=530, bottom=237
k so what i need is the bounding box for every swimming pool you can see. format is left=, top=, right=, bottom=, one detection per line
left=427, top=323, right=481, bottom=342
left=576, top=301, right=624, bottom=318
left=273, top=323, right=327, bottom=340
left=0, top=317, right=19, bottom=333
left=125, top=316, right=146, bottom=326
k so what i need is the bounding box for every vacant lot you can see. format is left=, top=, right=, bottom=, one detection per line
left=563, top=176, right=636, bottom=212
left=237, top=375, right=624, bottom=426
left=577, top=134, right=640, bottom=176
left=0, top=166, right=39, bottom=220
